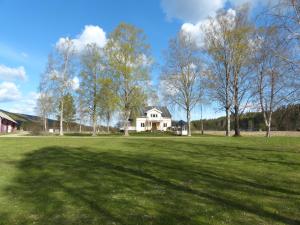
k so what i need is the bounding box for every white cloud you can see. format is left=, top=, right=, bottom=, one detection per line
left=181, top=8, right=236, bottom=47
left=72, top=76, right=80, bottom=90
left=0, top=82, right=21, bottom=102
left=3, top=92, right=39, bottom=115
left=56, top=25, right=107, bottom=53
left=0, top=64, right=27, bottom=81
left=161, top=0, right=225, bottom=23
left=161, top=0, right=273, bottom=23
left=162, top=0, right=274, bottom=47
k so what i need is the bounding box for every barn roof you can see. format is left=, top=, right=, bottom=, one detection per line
left=0, top=111, right=17, bottom=124
left=140, top=106, right=172, bottom=118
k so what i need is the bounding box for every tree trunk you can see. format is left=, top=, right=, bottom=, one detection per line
left=79, top=124, right=82, bottom=133
left=225, top=107, right=230, bottom=136
left=44, top=116, right=47, bottom=132
left=200, top=105, right=204, bottom=135
left=59, top=99, right=64, bottom=136
left=92, top=112, right=96, bottom=136
left=107, top=120, right=110, bottom=133
left=266, top=124, right=271, bottom=138
left=233, top=105, right=240, bottom=136
left=124, top=110, right=130, bottom=136
left=187, top=109, right=191, bottom=136
left=233, top=68, right=240, bottom=137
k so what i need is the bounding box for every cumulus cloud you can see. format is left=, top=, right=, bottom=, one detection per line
left=181, top=8, right=236, bottom=47
left=0, top=64, right=27, bottom=81
left=56, top=25, right=107, bottom=53
left=0, top=82, right=21, bottom=102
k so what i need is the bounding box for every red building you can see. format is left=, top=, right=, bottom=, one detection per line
left=0, top=111, right=17, bottom=133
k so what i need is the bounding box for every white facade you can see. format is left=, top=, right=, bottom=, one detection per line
left=136, top=108, right=171, bottom=132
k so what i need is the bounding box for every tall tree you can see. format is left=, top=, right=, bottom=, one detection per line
left=229, top=6, right=254, bottom=136
left=253, top=26, right=296, bottom=137
left=51, top=39, right=75, bottom=135
left=203, top=9, right=235, bottom=136
left=105, top=23, right=150, bottom=136
left=79, top=43, right=104, bottom=136
left=37, top=54, right=55, bottom=132
left=161, top=32, right=203, bottom=136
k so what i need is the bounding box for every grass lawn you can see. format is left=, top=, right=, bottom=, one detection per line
left=0, top=136, right=300, bottom=225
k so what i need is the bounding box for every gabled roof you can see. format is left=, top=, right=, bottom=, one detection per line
left=0, top=111, right=17, bottom=124
left=139, top=106, right=171, bottom=118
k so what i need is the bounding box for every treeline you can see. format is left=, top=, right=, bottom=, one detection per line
left=192, top=104, right=300, bottom=131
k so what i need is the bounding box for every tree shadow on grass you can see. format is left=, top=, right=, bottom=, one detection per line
left=4, top=144, right=300, bottom=225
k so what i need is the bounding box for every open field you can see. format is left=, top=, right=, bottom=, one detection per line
left=0, top=137, right=300, bottom=225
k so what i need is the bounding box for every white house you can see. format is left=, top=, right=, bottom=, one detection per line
left=135, top=106, right=172, bottom=132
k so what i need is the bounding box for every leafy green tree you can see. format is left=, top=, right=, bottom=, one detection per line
left=105, top=23, right=151, bottom=136
left=99, top=78, right=118, bottom=133
left=79, top=43, right=104, bottom=136
left=58, top=93, right=76, bottom=132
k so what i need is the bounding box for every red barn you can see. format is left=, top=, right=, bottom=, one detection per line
left=0, top=111, right=17, bottom=133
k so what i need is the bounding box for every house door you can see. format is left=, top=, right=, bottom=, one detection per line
left=152, top=122, right=158, bottom=131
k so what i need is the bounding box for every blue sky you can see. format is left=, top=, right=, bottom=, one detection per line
left=0, top=0, right=268, bottom=121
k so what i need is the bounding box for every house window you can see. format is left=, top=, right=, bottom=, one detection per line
left=164, top=123, right=167, bottom=127
left=141, top=123, right=145, bottom=127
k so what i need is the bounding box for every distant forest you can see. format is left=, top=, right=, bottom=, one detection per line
left=192, top=104, right=300, bottom=131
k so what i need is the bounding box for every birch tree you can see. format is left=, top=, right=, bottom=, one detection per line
left=37, top=55, right=55, bottom=132
left=203, top=9, right=235, bottom=136
left=76, top=89, right=89, bottom=133
left=161, top=32, right=203, bottom=136
left=58, top=93, right=76, bottom=132
left=105, top=23, right=150, bottom=136
left=79, top=43, right=103, bottom=136
left=99, top=77, right=118, bottom=133
left=254, top=26, right=296, bottom=137
left=51, top=39, right=75, bottom=136
left=267, top=0, right=300, bottom=101
left=229, top=6, right=254, bottom=136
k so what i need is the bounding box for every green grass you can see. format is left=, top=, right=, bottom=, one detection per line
left=0, top=136, right=300, bottom=225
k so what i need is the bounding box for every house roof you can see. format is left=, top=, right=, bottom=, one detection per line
left=0, top=111, right=17, bottom=124
left=172, top=120, right=187, bottom=127
left=140, top=106, right=171, bottom=118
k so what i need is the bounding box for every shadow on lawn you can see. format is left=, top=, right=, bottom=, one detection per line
left=4, top=142, right=300, bottom=225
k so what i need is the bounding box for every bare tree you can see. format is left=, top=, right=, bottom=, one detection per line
left=203, top=9, right=235, bottom=136
left=161, top=32, right=203, bottom=136
left=51, top=39, right=75, bottom=136
left=266, top=0, right=300, bottom=101
left=229, top=6, right=254, bottom=136
left=37, top=55, right=55, bottom=132
left=76, top=89, right=89, bottom=133
left=253, top=26, right=297, bottom=137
